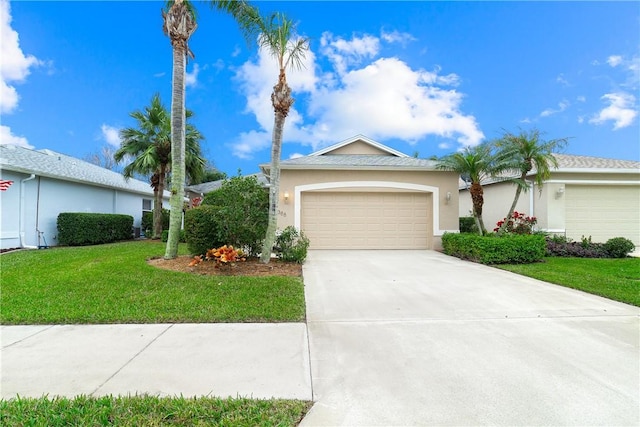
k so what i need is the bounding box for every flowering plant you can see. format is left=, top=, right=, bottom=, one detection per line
left=494, top=211, right=537, bottom=234
left=188, top=245, right=246, bottom=268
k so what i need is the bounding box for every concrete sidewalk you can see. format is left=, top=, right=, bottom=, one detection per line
left=1, top=323, right=312, bottom=400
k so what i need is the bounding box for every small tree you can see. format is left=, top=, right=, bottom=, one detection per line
left=495, top=128, right=569, bottom=234
left=203, top=175, right=268, bottom=256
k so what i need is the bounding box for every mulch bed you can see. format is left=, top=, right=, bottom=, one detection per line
left=147, top=255, right=303, bottom=277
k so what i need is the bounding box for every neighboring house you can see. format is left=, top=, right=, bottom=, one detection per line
left=459, top=153, right=640, bottom=245
left=259, top=135, right=460, bottom=250
left=0, top=145, right=170, bottom=250
left=184, top=172, right=268, bottom=205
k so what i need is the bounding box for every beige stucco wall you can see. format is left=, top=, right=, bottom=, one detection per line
left=459, top=181, right=532, bottom=231
left=279, top=168, right=460, bottom=247
left=328, top=141, right=394, bottom=155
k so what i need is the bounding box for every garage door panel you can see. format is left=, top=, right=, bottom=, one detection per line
left=566, top=185, right=640, bottom=245
left=301, top=191, right=432, bottom=249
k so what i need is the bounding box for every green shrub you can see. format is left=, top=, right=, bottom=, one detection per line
left=442, top=232, right=546, bottom=264
left=459, top=217, right=478, bottom=234
left=161, top=229, right=186, bottom=243
left=184, top=205, right=224, bottom=255
left=142, top=209, right=170, bottom=233
left=275, top=226, right=310, bottom=264
left=604, top=237, right=636, bottom=258
left=202, top=176, right=268, bottom=256
left=57, top=213, right=133, bottom=246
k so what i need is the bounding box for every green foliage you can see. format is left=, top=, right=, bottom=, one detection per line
left=161, top=229, right=186, bottom=243
left=202, top=176, right=268, bottom=256
left=604, top=237, right=636, bottom=258
left=1, top=241, right=306, bottom=324
left=57, top=213, right=133, bottom=246
left=142, top=209, right=170, bottom=233
left=497, top=257, right=640, bottom=307
left=442, top=232, right=546, bottom=264
left=184, top=205, right=224, bottom=255
left=275, top=226, right=310, bottom=264
left=459, top=217, right=478, bottom=234
left=0, top=395, right=312, bottom=426
left=493, top=211, right=537, bottom=234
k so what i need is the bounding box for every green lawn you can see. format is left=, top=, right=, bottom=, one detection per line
left=0, top=241, right=306, bottom=324
left=0, top=395, right=311, bottom=427
left=497, top=257, right=640, bottom=306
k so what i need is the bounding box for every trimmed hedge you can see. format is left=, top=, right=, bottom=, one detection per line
left=57, top=213, right=133, bottom=246
left=141, top=209, right=170, bottom=233
left=442, top=232, right=546, bottom=264
left=184, top=205, right=224, bottom=255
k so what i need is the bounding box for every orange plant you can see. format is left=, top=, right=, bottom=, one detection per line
left=206, top=245, right=246, bottom=268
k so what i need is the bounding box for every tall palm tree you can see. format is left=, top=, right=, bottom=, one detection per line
left=162, top=0, right=260, bottom=259
left=436, top=143, right=509, bottom=235
left=257, top=12, right=309, bottom=263
left=114, top=93, right=205, bottom=240
left=494, top=128, right=569, bottom=234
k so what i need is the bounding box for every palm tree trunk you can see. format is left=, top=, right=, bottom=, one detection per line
left=498, top=173, right=526, bottom=234
left=260, top=111, right=285, bottom=263
left=153, top=166, right=167, bottom=239
left=164, top=43, right=186, bottom=259
left=469, top=182, right=487, bottom=235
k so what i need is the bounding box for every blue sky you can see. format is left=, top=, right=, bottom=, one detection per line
left=2, top=1, right=639, bottom=177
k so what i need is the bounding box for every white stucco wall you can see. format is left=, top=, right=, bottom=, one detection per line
left=0, top=172, right=165, bottom=249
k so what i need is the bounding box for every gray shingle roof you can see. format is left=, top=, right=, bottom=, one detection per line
left=0, top=145, right=159, bottom=196
left=185, top=172, right=268, bottom=194
left=553, top=153, right=640, bottom=170
left=265, top=155, right=437, bottom=170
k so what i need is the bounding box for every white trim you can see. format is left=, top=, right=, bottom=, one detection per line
left=554, top=168, right=639, bottom=174
left=310, top=135, right=409, bottom=158
left=294, top=180, right=444, bottom=235
left=435, top=229, right=459, bottom=236
left=544, top=229, right=566, bottom=233
left=1, top=231, right=19, bottom=239
left=545, top=180, right=640, bottom=185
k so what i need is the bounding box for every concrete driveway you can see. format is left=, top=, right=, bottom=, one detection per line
left=300, top=250, right=639, bottom=426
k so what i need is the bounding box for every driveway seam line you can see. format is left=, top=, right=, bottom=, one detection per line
left=306, top=314, right=639, bottom=324
left=89, top=324, right=174, bottom=396
left=1, top=325, right=56, bottom=349
left=304, top=319, right=315, bottom=401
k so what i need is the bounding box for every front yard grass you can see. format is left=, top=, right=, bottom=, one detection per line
left=497, top=257, right=640, bottom=307
left=0, top=241, right=306, bottom=324
left=0, top=395, right=311, bottom=427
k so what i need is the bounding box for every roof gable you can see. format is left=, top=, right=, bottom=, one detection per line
left=0, top=145, right=159, bottom=196
left=310, top=135, right=408, bottom=157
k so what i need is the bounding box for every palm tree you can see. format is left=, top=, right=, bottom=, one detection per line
left=114, top=94, right=205, bottom=240
left=494, top=128, right=569, bottom=234
left=162, top=0, right=260, bottom=259
left=257, top=12, right=309, bottom=263
left=436, top=143, right=509, bottom=235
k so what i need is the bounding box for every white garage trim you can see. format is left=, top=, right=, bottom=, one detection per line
left=294, top=181, right=446, bottom=235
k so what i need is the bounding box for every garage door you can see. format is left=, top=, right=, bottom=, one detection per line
left=566, top=185, right=640, bottom=245
left=301, top=192, right=432, bottom=249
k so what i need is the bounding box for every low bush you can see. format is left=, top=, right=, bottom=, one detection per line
left=142, top=209, right=170, bottom=234
left=161, top=229, right=186, bottom=243
left=202, top=176, right=268, bottom=256
left=275, top=226, right=310, bottom=264
left=57, top=213, right=133, bottom=246
left=459, top=217, right=478, bottom=234
left=494, top=211, right=537, bottom=234
left=184, top=205, right=224, bottom=255
left=604, top=237, right=636, bottom=258
left=545, top=235, right=608, bottom=258
left=442, top=232, right=546, bottom=264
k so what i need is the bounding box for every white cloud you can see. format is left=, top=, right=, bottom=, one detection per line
left=0, top=0, right=41, bottom=114
left=232, top=31, right=484, bottom=159
left=289, top=152, right=304, bottom=159
left=589, top=92, right=637, bottom=130
left=153, top=72, right=166, bottom=78
left=0, top=125, right=32, bottom=148
left=556, top=74, right=570, bottom=86
left=185, top=63, right=200, bottom=88
left=380, top=30, right=416, bottom=45
left=576, top=96, right=586, bottom=103
left=540, top=99, right=570, bottom=118
left=607, top=55, right=623, bottom=67
left=100, top=124, right=121, bottom=147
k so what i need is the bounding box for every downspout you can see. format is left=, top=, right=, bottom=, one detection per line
left=20, top=174, right=38, bottom=249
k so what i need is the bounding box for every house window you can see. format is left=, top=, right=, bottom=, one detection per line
left=142, top=199, right=152, bottom=212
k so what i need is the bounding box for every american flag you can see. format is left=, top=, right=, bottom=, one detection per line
left=0, top=180, right=14, bottom=191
